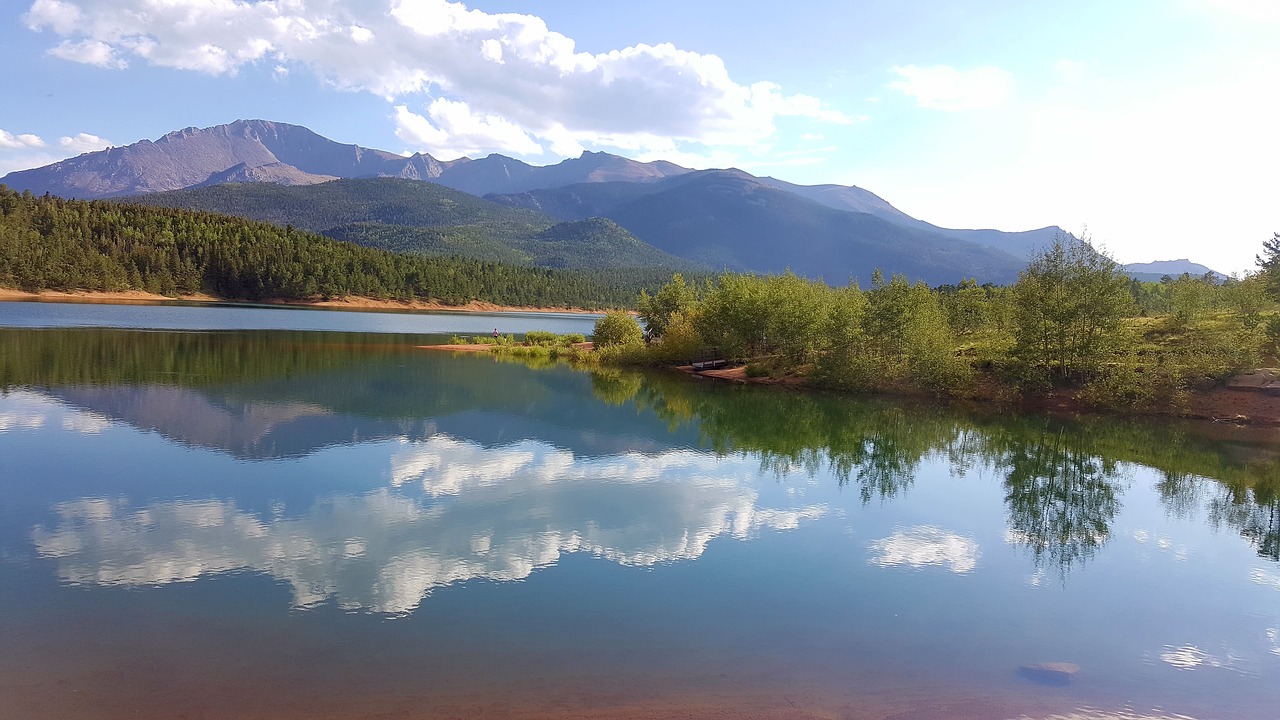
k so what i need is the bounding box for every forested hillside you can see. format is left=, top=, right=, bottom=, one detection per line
left=127, top=177, right=700, bottom=272
left=132, top=177, right=549, bottom=232
left=0, top=186, right=651, bottom=308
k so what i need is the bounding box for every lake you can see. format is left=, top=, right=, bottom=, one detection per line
left=2, top=302, right=1279, bottom=719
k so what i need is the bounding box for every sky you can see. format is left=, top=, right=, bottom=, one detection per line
left=0, top=0, right=1277, bottom=274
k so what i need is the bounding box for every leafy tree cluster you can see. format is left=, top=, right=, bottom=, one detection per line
left=0, top=186, right=654, bottom=308
left=615, top=232, right=1273, bottom=407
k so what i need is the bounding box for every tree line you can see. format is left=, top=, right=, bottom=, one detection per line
left=597, top=232, right=1277, bottom=413
left=0, top=186, right=653, bottom=308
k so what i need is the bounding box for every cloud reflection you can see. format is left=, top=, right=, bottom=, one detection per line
left=0, top=410, right=46, bottom=431
left=33, top=436, right=825, bottom=614
left=1156, top=644, right=1255, bottom=675
left=869, top=525, right=979, bottom=573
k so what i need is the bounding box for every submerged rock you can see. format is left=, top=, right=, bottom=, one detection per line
left=1017, top=661, right=1080, bottom=685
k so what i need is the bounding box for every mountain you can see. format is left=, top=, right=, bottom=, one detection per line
left=1123, top=259, right=1226, bottom=283
left=760, top=178, right=1062, bottom=260
left=131, top=176, right=550, bottom=232
left=0, top=120, right=457, bottom=198
left=431, top=150, right=690, bottom=196
left=0, top=120, right=688, bottom=200
left=487, top=169, right=1029, bottom=284
left=128, top=178, right=700, bottom=272
left=0, top=118, right=1083, bottom=283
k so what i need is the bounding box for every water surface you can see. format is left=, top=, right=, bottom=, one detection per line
left=1, top=313, right=1278, bottom=719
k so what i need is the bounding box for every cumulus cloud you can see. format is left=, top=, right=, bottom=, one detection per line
left=889, top=64, right=1013, bottom=111
left=22, top=0, right=850, bottom=159
left=59, top=132, right=112, bottom=153
left=0, top=129, right=46, bottom=149
left=1, top=128, right=112, bottom=173
left=48, top=38, right=124, bottom=67
left=394, top=100, right=541, bottom=159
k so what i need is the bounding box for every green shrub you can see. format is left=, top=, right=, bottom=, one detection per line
left=593, top=311, right=644, bottom=348
left=523, top=330, right=558, bottom=346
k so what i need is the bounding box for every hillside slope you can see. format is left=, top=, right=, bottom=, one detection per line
left=127, top=178, right=699, bottom=272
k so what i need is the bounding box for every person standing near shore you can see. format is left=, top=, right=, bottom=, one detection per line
left=492, top=328, right=499, bottom=338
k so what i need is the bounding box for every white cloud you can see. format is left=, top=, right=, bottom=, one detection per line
left=24, top=0, right=81, bottom=35
left=0, top=128, right=108, bottom=175
left=59, top=132, right=111, bottom=153
left=48, top=38, right=124, bottom=68
left=869, top=525, right=979, bottom=573
left=0, top=129, right=46, bottom=149
left=889, top=64, right=1014, bottom=111
left=23, top=0, right=849, bottom=160
left=394, top=99, right=541, bottom=159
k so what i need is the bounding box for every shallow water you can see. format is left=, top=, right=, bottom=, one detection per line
left=1, top=311, right=1278, bottom=719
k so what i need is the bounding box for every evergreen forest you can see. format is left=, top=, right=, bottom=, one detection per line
left=0, top=186, right=660, bottom=308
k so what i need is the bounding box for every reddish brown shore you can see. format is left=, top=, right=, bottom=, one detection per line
left=0, top=287, right=606, bottom=315
left=9, top=287, right=1277, bottom=427
left=418, top=341, right=595, bottom=352
left=683, top=364, right=1280, bottom=427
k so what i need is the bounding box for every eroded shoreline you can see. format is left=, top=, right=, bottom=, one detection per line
left=0, top=288, right=606, bottom=315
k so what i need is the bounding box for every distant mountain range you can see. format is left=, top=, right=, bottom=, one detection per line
left=1121, top=259, right=1226, bottom=283
left=0, top=118, right=1104, bottom=285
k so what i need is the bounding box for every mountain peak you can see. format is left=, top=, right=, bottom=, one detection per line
left=0, top=119, right=445, bottom=198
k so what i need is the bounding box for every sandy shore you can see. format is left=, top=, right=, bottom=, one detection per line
left=0, top=287, right=607, bottom=315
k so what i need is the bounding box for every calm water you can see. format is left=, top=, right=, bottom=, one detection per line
left=0, top=299, right=600, bottom=336
left=2, top=306, right=1279, bottom=719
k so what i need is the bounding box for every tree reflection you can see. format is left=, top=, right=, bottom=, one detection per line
left=1208, top=479, right=1280, bottom=561
left=13, top=326, right=1280, bottom=576
left=994, top=427, right=1124, bottom=576
left=589, top=368, right=642, bottom=407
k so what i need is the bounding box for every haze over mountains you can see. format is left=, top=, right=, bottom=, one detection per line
left=0, top=119, right=1090, bottom=285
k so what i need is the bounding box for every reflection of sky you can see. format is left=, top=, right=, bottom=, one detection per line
left=32, top=435, right=825, bottom=614
left=868, top=525, right=979, bottom=573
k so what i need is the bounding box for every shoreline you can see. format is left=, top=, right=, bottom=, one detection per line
left=680, top=364, right=1280, bottom=427
left=9, top=287, right=1277, bottom=427
left=0, top=288, right=609, bottom=315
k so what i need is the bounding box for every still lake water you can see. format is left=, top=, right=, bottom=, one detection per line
left=2, top=302, right=1280, bottom=719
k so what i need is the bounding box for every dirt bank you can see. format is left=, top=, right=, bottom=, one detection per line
left=682, top=364, right=1280, bottom=426
left=0, top=288, right=607, bottom=315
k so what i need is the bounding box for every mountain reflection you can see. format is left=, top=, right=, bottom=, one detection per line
left=9, top=326, right=1280, bottom=582
left=32, top=437, right=825, bottom=614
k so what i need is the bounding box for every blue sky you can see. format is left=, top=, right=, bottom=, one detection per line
left=1, top=0, right=1276, bottom=273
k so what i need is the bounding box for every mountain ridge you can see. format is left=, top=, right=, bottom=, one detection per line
left=0, top=118, right=1148, bottom=284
